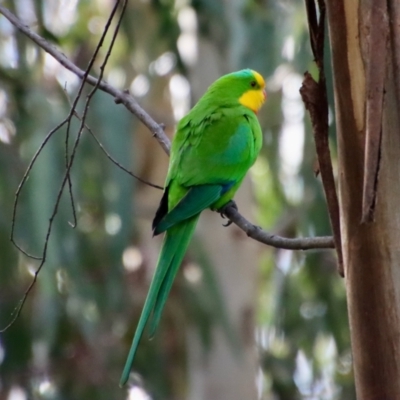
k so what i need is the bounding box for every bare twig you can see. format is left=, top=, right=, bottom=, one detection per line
left=62, top=84, right=77, bottom=229
left=65, top=117, right=77, bottom=229
left=0, top=6, right=336, bottom=264
left=60, top=84, right=163, bottom=190
left=73, top=110, right=164, bottom=190
left=301, top=0, right=344, bottom=276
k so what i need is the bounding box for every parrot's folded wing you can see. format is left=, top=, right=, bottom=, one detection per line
left=153, top=184, right=225, bottom=235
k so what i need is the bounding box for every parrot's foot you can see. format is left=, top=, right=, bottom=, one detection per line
left=218, top=200, right=238, bottom=227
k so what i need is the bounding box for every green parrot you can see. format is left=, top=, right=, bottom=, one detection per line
left=120, top=69, right=266, bottom=386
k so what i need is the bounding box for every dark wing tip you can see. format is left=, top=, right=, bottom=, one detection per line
left=152, top=185, right=169, bottom=235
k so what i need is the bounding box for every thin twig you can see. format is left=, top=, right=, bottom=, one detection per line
left=63, top=82, right=77, bottom=229
left=80, top=113, right=164, bottom=190
left=64, top=113, right=77, bottom=228
left=60, top=85, right=163, bottom=190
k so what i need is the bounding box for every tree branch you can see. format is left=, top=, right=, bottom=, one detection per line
left=222, top=203, right=334, bottom=249
left=0, top=4, right=170, bottom=155
left=0, top=5, right=335, bottom=252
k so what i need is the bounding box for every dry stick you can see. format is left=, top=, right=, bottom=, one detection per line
left=301, top=0, right=344, bottom=275
left=0, top=0, right=126, bottom=332
left=0, top=7, right=335, bottom=254
left=64, top=86, right=77, bottom=228
left=361, top=1, right=388, bottom=223
left=65, top=136, right=77, bottom=228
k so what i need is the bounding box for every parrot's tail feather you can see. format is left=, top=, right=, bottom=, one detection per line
left=119, top=215, right=199, bottom=387
left=148, top=215, right=199, bottom=338
left=147, top=255, right=180, bottom=339
left=119, top=230, right=180, bottom=386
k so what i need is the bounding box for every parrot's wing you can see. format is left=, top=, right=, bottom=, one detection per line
left=153, top=184, right=224, bottom=235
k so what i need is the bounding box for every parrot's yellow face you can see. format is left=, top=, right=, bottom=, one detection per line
left=239, top=70, right=266, bottom=113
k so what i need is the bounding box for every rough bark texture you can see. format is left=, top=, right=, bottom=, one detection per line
left=326, top=0, right=400, bottom=398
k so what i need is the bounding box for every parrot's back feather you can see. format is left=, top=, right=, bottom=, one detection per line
left=153, top=184, right=225, bottom=235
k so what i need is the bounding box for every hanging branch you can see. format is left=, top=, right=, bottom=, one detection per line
left=1, top=0, right=128, bottom=332
left=71, top=108, right=164, bottom=190
left=59, top=85, right=164, bottom=190
left=300, top=0, right=344, bottom=275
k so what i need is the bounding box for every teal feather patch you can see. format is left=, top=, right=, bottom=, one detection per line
left=153, top=184, right=224, bottom=235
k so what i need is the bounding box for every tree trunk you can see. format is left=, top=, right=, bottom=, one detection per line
left=326, top=1, right=400, bottom=398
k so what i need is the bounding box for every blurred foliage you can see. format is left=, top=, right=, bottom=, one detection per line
left=0, top=0, right=354, bottom=399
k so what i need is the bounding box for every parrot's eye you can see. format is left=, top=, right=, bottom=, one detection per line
left=250, top=81, right=257, bottom=88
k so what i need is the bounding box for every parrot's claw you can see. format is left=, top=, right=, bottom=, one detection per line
left=218, top=200, right=238, bottom=227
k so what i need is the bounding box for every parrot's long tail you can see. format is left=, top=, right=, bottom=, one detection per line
left=119, top=215, right=199, bottom=387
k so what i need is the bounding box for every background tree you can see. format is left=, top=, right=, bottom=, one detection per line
left=0, top=1, right=353, bottom=399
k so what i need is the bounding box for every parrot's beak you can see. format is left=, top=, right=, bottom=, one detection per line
left=263, top=89, right=267, bottom=101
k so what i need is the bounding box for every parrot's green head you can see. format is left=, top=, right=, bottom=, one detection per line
left=207, top=69, right=266, bottom=113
